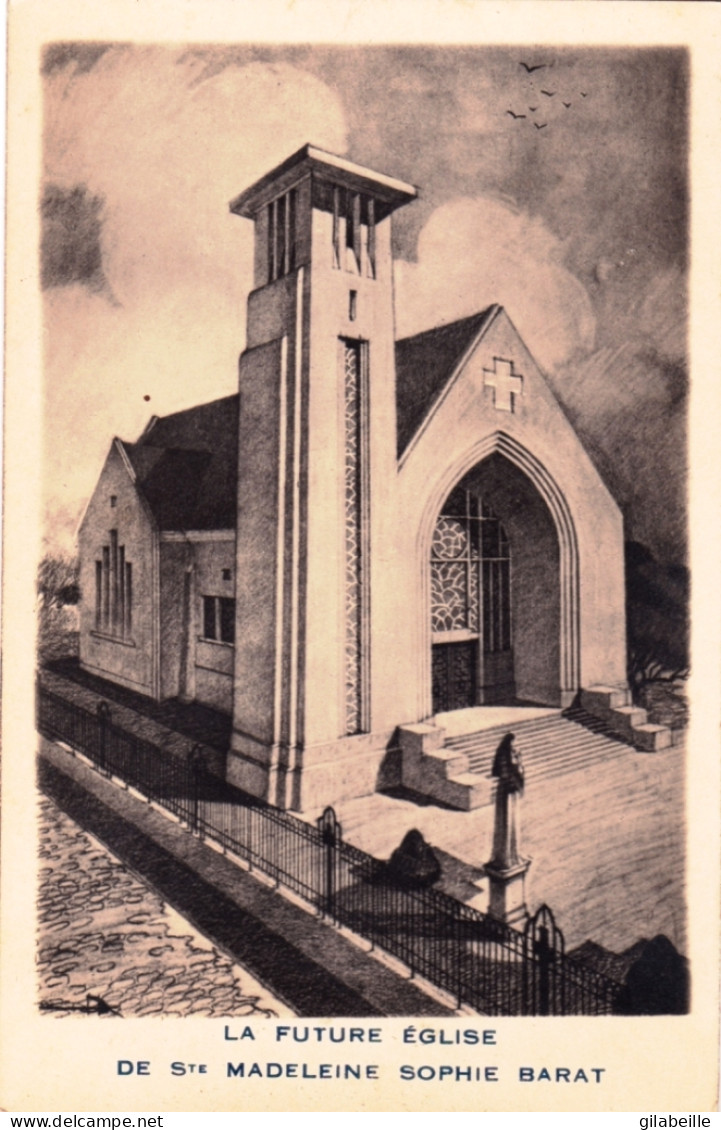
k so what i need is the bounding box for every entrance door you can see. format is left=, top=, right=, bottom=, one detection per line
left=430, top=487, right=514, bottom=712
left=432, top=641, right=477, bottom=713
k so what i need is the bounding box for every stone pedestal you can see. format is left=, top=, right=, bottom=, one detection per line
left=484, top=857, right=531, bottom=927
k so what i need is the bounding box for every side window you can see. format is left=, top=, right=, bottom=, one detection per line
left=95, top=531, right=133, bottom=639
left=202, top=596, right=235, bottom=644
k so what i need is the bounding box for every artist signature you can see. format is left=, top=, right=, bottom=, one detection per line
left=39, top=994, right=121, bottom=1016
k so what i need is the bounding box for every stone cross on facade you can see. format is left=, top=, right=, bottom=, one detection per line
left=483, top=358, right=523, bottom=412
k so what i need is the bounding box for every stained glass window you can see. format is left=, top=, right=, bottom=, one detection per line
left=343, top=339, right=364, bottom=733
left=430, top=491, right=510, bottom=653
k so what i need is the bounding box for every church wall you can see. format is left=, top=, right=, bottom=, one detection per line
left=391, top=310, right=626, bottom=726
left=192, top=539, right=235, bottom=714
left=159, top=541, right=189, bottom=701
left=301, top=206, right=402, bottom=778
left=231, top=192, right=406, bottom=807
left=78, top=443, right=158, bottom=698
left=233, top=337, right=285, bottom=753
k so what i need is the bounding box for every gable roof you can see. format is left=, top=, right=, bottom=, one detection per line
left=121, top=394, right=239, bottom=531
left=395, top=306, right=499, bottom=457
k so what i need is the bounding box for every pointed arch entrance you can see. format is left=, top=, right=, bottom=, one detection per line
left=431, top=487, right=513, bottom=709
left=421, top=433, right=580, bottom=716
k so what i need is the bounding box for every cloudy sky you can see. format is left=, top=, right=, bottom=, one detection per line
left=42, top=44, right=688, bottom=561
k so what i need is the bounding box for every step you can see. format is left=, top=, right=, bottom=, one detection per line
left=610, top=705, right=648, bottom=739
left=401, top=698, right=664, bottom=811
left=633, top=723, right=673, bottom=752
left=433, top=772, right=493, bottom=811
left=580, top=685, right=632, bottom=718
left=580, top=686, right=673, bottom=752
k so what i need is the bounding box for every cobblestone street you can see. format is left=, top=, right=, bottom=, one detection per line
left=37, top=794, right=293, bottom=1018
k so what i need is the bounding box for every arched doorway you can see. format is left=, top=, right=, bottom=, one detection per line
left=430, top=452, right=564, bottom=711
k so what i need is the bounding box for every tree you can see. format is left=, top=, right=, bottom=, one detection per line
left=37, top=553, right=80, bottom=661
left=625, top=541, right=689, bottom=698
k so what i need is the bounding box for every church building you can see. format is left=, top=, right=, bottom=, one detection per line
left=78, top=145, right=650, bottom=814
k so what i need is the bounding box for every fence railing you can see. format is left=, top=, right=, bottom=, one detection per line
left=37, top=684, right=623, bottom=1016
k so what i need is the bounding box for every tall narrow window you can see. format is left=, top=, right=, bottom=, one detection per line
left=102, top=546, right=110, bottom=629
left=275, top=192, right=286, bottom=280
left=346, top=192, right=361, bottom=272
left=267, top=198, right=276, bottom=283
left=365, top=196, right=376, bottom=278
left=287, top=188, right=297, bottom=273
left=95, top=561, right=102, bottom=629
left=125, top=563, right=133, bottom=636
left=342, top=338, right=365, bottom=734
left=109, top=529, right=119, bottom=632
left=332, top=185, right=342, bottom=268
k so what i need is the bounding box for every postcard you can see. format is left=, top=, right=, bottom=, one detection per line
left=1, top=0, right=719, bottom=1114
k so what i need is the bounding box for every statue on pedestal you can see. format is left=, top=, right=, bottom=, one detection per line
left=490, top=732, right=525, bottom=870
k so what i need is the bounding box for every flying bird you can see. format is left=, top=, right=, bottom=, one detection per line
left=563, top=101, right=572, bottom=108
left=529, top=106, right=538, bottom=112
left=506, top=109, right=526, bottom=119
left=519, top=62, right=546, bottom=73
left=534, top=122, right=547, bottom=130
left=541, top=90, right=556, bottom=97
left=580, top=91, right=588, bottom=97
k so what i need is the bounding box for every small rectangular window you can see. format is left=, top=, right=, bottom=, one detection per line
left=202, top=595, right=235, bottom=644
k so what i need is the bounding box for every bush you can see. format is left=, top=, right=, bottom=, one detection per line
left=625, top=541, right=689, bottom=704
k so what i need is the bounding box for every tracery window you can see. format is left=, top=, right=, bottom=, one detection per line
left=430, top=490, right=510, bottom=653
left=343, top=338, right=365, bottom=733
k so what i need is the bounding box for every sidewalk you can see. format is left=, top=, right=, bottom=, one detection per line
left=39, top=736, right=454, bottom=1018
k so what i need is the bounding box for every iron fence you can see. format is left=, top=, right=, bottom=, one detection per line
left=37, top=683, right=622, bottom=1015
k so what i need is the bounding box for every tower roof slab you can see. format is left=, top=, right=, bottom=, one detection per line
left=229, top=144, right=417, bottom=220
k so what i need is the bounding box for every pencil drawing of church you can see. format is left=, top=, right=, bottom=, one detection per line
left=77, top=144, right=668, bottom=814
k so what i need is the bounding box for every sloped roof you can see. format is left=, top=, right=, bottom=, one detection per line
left=122, top=394, right=239, bottom=531
left=395, top=306, right=498, bottom=456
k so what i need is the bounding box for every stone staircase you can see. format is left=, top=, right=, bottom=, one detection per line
left=579, top=685, right=672, bottom=752
left=399, top=687, right=673, bottom=812
left=449, top=706, right=630, bottom=784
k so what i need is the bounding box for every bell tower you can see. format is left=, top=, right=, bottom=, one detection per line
left=227, top=145, right=416, bottom=809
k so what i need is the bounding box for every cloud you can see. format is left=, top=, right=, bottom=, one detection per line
left=394, top=196, right=596, bottom=372
left=42, top=43, right=115, bottom=77
left=41, top=183, right=110, bottom=294
left=42, top=47, right=349, bottom=551
left=552, top=266, right=688, bottom=562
